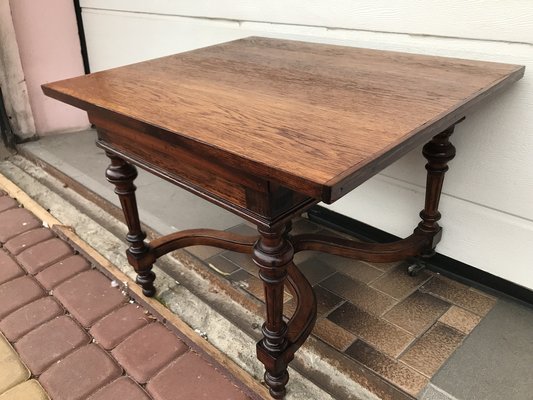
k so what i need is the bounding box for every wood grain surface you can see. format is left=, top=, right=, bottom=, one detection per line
left=42, top=37, right=524, bottom=202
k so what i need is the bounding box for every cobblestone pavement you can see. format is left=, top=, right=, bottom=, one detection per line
left=0, top=190, right=252, bottom=400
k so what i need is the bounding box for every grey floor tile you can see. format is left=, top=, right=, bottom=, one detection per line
left=227, top=269, right=264, bottom=301
left=322, top=273, right=397, bottom=316
left=384, top=291, right=450, bottom=336
left=317, top=253, right=384, bottom=284
left=204, top=255, right=240, bottom=277
left=421, top=276, right=496, bottom=317
left=312, top=317, right=356, bottom=352
left=431, top=298, right=533, bottom=400
left=285, top=285, right=343, bottom=318
left=419, top=384, right=459, bottom=400
left=298, top=258, right=336, bottom=286
left=438, top=306, right=481, bottom=335
left=187, top=245, right=224, bottom=261
left=371, top=264, right=432, bottom=300
left=346, top=340, right=428, bottom=397
left=225, top=224, right=257, bottom=236
left=290, top=218, right=323, bottom=235
left=400, top=323, right=464, bottom=377
left=221, top=251, right=257, bottom=275
left=328, top=302, right=414, bottom=357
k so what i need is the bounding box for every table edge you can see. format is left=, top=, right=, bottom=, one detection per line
left=41, top=64, right=525, bottom=204
left=324, top=64, right=525, bottom=203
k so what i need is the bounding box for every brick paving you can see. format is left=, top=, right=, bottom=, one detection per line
left=0, top=191, right=252, bottom=400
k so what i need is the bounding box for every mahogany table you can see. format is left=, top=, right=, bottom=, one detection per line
left=42, top=37, right=524, bottom=398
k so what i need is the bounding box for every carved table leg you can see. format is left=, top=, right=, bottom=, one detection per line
left=253, top=223, right=293, bottom=399
left=105, top=153, right=156, bottom=296
left=413, top=125, right=457, bottom=271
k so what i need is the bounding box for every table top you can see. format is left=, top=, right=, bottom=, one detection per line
left=42, top=37, right=524, bottom=203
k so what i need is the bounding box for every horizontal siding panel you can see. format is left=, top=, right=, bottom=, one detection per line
left=80, top=0, right=533, bottom=44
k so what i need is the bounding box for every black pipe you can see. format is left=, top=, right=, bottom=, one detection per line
left=73, top=0, right=90, bottom=74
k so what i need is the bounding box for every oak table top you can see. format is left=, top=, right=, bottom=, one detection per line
left=43, top=37, right=524, bottom=203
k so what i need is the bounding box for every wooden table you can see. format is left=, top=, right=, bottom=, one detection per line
left=42, top=37, right=524, bottom=399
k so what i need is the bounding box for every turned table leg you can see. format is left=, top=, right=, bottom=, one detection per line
left=105, top=153, right=156, bottom=296
left=253, top=223, right=293, bottom=399
left=416, top=125, right=457, bottom=258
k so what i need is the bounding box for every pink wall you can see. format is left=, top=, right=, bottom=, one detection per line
left=10, top=0, right=89, bottom=135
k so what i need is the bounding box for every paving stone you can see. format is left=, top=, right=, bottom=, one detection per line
left=345, top=340, right=428, bottom=397
left=0, top=250, right=24, bottom=285
left=87, top=377, right=150, bottom=400
left=226, top=223, right=257, bottom=236
left=0, top=379, right=49, bottom=400
left=112, top=323, right=188, bottom=383
left=228, top=269, right=264, bottom=301
left=383, top=291, right=450, bottom=336
left=317, top=253, right=384, bottom=284
left=0, top=333, right=17, bottom=361
left=39, top=344, right=122, bottom=400
left=15, top=316, right=90, bottom=375
left=147, top=351, right=249, bottom=400
left=16, top=238, right=74, bottom=275
left=35, top=255, right=91, bottom=290
left=228, top=268, right=293, bottom=302
left=205, top=255, right=240, bottom=276
left=313, top=317, right=356, bottom=352
left=438, top=305, right=482, bottom=334
left=328, top=302, right=414, bottom=357
left=370, top=265, right=432, bottom=300
left=284, top=285, right=343, bottom=318
left=0, top=208, right=42, bottom=243
left=222, top=251, right=257, bottom=275
left=0, top=357, right=30, bottom=394
left=290, top=217, right=322, bottom=235
left=0, top=297, right=64, bottom=341
left=90, top=304, right=151, bottom=350
left=400, top=323, right=465, bottom=377
left=421, top=276, right=497, bottom=316
left=0, top=276, right=45, bottom=319
left=0, top=197, right=18, bottom=213
left=322, top=273, right=397, bottom=316
left=298, top=257, right=336, bottom=286
left=4, top=228, right=55, bottom=255
left=0, top=334, right=30, bottom=394
left=188, top=246, right=224, bottom=261
left=54, top=270, right=127, bottom=327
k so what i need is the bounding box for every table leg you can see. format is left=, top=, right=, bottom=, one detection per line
left=105, top=152, right=156, bottom=296
left=416, top=125, right=457, bottom=258
left=253, top=223, right=293, bottom=399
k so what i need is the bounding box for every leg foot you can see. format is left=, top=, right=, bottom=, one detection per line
left=265, top=370, right=289, bottom=399
left=407, top=259, right=427, bottom=276
left=136, top=269, right=156, bottom=297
